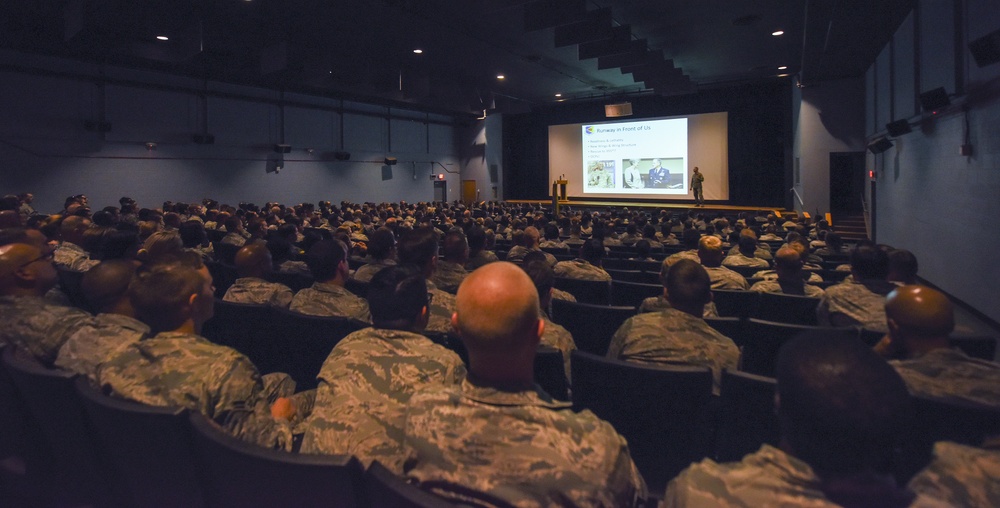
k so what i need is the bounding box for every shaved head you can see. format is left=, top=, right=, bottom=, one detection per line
left=81, top=259, right=138, bottom=313
left=454, top=262, right=540, bottom=355
left=886, top=285, right=954, bottom=339
left=235, top=243, right=273, bottom=277
left=0, top=243, right=57, bottom=295
left=0, top=243, right=41, bottom=279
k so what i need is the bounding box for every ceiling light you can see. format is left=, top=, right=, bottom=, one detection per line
left=156, top=35, right=169, bottom=41
left=496, top=74, right=505, bottom=80
left=554, top=93, right=562, bottom=97
left=778, top=66, right=787, bottom=70
left=772, top=30, right=784, bottom=36
left=413, top=49, right=423, bottom=54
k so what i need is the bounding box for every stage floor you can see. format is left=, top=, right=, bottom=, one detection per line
left=506, top=199, right=790, bottom=214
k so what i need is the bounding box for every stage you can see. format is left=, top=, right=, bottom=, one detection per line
left=505, top=199, right=792, bottom=216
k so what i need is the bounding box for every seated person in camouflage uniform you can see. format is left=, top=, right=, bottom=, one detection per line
left=553, top=239, right=612, bottom=282
left=523, top=251, right=575, bottom=303
left=874, top=285, right=1000, bottom=408
left=402, top=262, right=647, bottom=506
left=223, top=243, right=293, bottom=308
left=506, top=226, right=557, bottom=266
left=908, top=438, right=1000, bottom=507
left=97, top=253, right=308, bottom=451
left=664, top=229, right=703, bottom=268
left=639, top=257, right=719, bottom=318
left=521, top=259, right=577, bottom=382
left=300, top=265, right=465, bottom=471
left=817, top=242, right=896, bottom=332
left=397, top=227, right=457, bottom=334
left=219, top=216, right=247, bottom=248
left=608, top=260, right=738, bottom=395
left=538, top=224, right=568, bottom=250
left=665, top=332, right=921, bottom=507
left=429, top=229, right=469, bottom=294
left=464, top=226, right=498, bottom=271
left=749, top=247, right=825, bottom=297
left=0, top=242, right=95, bottom=364
left=722, top=235, right=770, bottom=269
left=351, top=227, right=397, bottom=283
left=698, top=236, right=748, bottom=290
left=290, top=239, right=371, bottom=322
left=53, top=215, right=101, bottom=272
left=752, top=238, right=823, bottom=283
left=55, top=260, right=149, bottom=382
left=887, top=248, right=919, bottom=285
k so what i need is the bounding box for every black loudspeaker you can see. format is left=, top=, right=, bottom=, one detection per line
left=192, top=134, right=215, bottom=144
left=969, top=28, right=1000, bottom=67
left=919, top=87, right=950, bottom=112
left=489, top=164, right=499, bottom=183
left=333, top=151, right=350, bottom=161
left=867, top=137, right=894, bottom=154
left=885, top=120, right=912, bottom=137
left=273, top=144, right=292, bottom=153
left=381, top=166, right=393, bottom=181
left=384, top=157, right=397, bottom=165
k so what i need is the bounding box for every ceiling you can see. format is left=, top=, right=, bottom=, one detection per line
left=0, top=0, right=915, bottom=116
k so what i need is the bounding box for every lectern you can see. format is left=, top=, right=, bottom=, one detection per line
left=551, top=179, right=568, bottom=214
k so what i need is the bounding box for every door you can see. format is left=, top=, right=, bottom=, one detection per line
left=829, top=152, right=866, bottom=214
left=461, top=180, right=477, bottom=204
left=433, top=181, right=447, bottom=202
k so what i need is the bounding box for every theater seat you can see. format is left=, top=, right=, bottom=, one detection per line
left=753, top=293, right=821, bottom=326
left=553, top=277, right=610, bottom=305
left=534, top=346, right=569, bottom=401
left=895, top=397, right=1000, bottom=483
left=269, top=308, right=369, bottom=389
left=610, top=280, right=663, bottom=310
left=741, top=319, right=857, bottom=377
left=550, top=300, right=635, bottom=355
left=364, top=461, right=453, bottom=508
left=715, top=369, right=779, bottom=462
left=711, top=289, right=759, bottom=319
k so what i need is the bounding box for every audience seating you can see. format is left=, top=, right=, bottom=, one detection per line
left=267, top=271, right=315, bottom=292
left=817, top=269, right=850, bottom=282
left=570, top=351, right=714, bottom=495
left=2, top=347, right=114, bottom=506
left=201, top=299, right=272, bottom=353
left=270, top=308, right=368, bottom=389
left=741, top=319, right=858, bottom=377
left=540, top=246, right=569, bottom=256
left=188, top=411, right=365, bottom=508
left=533, top=346, right=569, bottom=401
left=344, top=278, right=370, bottom=299
left=610, top=280, right=662, bottom=309
left=711, top=289, right=759, bottom=319
left=75, top=378, right=206, bottom=508
left=726, top=265, right=767, bottom=279
left=364, top=461, right=454, bottom=508
left=703, top=317, right=744, bottom=347
left=206, top=229, right=226, bottom=243
left=212, top=242, right=241, bottom=265
left=56, top=267, right=89, bottom=311
left=0, top=345, right=57, bottom=503
left=347, top=257, right=366, bottom=271
left=553, top=277, right=610, bottom=305
left=752, top=293, right=821, bottom=326
left=550, top=299, right=635, bottom=356
left=948, top=335, right=998, bottom=361
left=896, top=397, right=1000, bottom=483
left=604, top=269, right=650, bottom=284
left=205, top=260, right=238, bottom=298
left=715, top=370, right=779, bottom=462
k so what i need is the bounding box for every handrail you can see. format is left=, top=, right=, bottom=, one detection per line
left=861, top=196, right=871, bottom=239
left=790, top=188, right=804, bottom=207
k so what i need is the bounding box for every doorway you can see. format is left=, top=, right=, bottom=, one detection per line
left=461, top=180, right=477, bottom=204
left=433, top=181, right=447, bottom=202
left=829, top=152, right=866, bottom=214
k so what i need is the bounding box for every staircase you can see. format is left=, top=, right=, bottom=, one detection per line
left=831, top=213, right=869, bottom=242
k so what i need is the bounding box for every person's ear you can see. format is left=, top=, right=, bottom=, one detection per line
left=450, top=312, right=459, bottom=335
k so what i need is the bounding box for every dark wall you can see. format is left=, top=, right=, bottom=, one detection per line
left=503, top=80, right=793, bottom=206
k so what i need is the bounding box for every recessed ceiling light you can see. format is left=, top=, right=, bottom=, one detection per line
left=772, top=30, right=784, bottom=36
left=413, top=49, right=423, bottom=54
left=156, top=35, right=169, bottom=41
left=778, top=66, right=787, bottom=70
left=554, top=93, right=562, bottom=97
left=777, top=73, right=791, bottom=78
left=496, top=74, right=505, bottom=80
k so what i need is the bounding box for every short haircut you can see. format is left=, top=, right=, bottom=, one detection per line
left=305, top=239, right=348, bottom=281
left=888, top=249, right=918, bottom=281
left=666, top=259, right=711, bottom=306
left=579, top=238, right=605, bottom=263
left=129, top=256, right=205, bottom=334
left=442, top=230, right=468, bottom=261
left=81, top=259, right=137, bottom=312
left=850, top=242, right=889, bottom=280
left=634, top=239, right=651, bottom=259
left=397, top=227, right=438, bottom=267
left=466, top=226, right=487, bottom=251
left=682, top=228, right=701, bottom=249
left=738, top=235, right=758, bottom=253
left=521, top=259, right=554, bottom=298
left=178, top=220, right=207, bottom=248
left=368, top=264, right=428, bottom=329
left=366, top=227, right=396, bottom=260
left=776, top=331, right=911, bottom=476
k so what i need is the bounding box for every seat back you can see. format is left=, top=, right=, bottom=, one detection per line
left=711, top=289, right=759, bottom=319
left=201, top=300, right=274, bottom=369
left=56, top=267, right=90, bottom=311
left=726, top=265, right=766, bottom=279
left=534, top=346, right=568, bottom=401
left=2, top=347, right=113, bottom=504
left=205, top=260, right=239, bottom=298
left=344, top=278, right=370, bottom=299
left=715, top=370, right=779, bottom=462
left=605, top=269, right=655, bottom=284
left=553, top=277, right=610, bottom=305
left=364, top=461, right=453, bottom=508
left=610, top=280, right=663, bottom=309
left=267, top=271, right=315, bottom=292
left=742, top=319, right=857, bottom=377
left=570, top=351, right=714, bottom=494
left=703, top=317, right=744, bottom=347
left=896, top=397, right=1000, bottom=483
left=75, top=378, right=206, bottom=508
left=212, top=242, right=241, bottom=265
left=270, top=308, right=368, bottom=389
left=188, top=412, right=364, bottom=508
left=949, top=336, right=997, bottom=361
left=551, top=300, right=635, bottom=355
left=0, top=345, right=57, bottom=499
left=753, top=293, right=821, bottom=326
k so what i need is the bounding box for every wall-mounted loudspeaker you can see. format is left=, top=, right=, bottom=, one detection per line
left=384, top=157, right=397, bottom=165
left=273, top=144, right=292, bottom=153
left=885, top=120, right=912, bottom=137
left=381, top=166, right=393, bottom=181
left=919, top=87, right=950, bottom=112
left=867, top=137, right=894, bottom=154
left=489, top=164, right=499, bottom=183
left=333, top=151, right=350, bottom=161
left=969, top=28, right=1000, bottom=67
left=604, top=102, right=633, bottom=118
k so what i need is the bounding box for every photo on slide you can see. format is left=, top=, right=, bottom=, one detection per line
left=638, top=157, right=684, bottom=189
left=585, top=160, right=616, bottom=189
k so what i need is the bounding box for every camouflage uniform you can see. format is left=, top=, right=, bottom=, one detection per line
left=704, top=266, right=749, bottom=290
left=553, top=259, right=612, bottom=282
left=220, top=232, right=247, bottom=248
left=752, top=269, right=823, bottom=283
left=352, top=259, right=396, bottom=283
left=505, top=245, right=531, bottom=263
left=430, top=260, right=468, bottom=294
left=55, top=313, right=148, bottom=382
left=97, top=331, right=300, bottom=450
left=0, top=295, right=95, bottom=364
left=53, top=241, right=100, bottom=272
left=299, top=327, right=465, bottom=472
left=402, top=379, right=647, bottom=507
left=551, top=288, right=577, bottom=302
left=908, top=441, right=1000, bottom=507
left=749, top=280, right=825, bottom=298
left=607, top=308, right=739, bottom=395
left=541, top=317, right=576, bottom=381
left=665, top=249, right=701, bottom=267
left=638, top=296, right=719, bottom=318
left=890, top=348, right=1000, bottom=408
left=425, top=280, right=457, bottom=334
left=277, top=259, right=311, bottom=276
left=539, top=239, right=568, bottom=250
left=816, top=279, right=895, bottom=333
left=722, top=253, right=770, bottom=269
left=223, top=277, right=294, bottom=308
left=465, top=250, right=499, bottom=271
left=290, top=282, right=372, bottom=322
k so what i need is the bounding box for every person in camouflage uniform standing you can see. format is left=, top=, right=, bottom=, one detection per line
left=222, top=243, right=293, bottom=307
left=874, top=285, right=1000, bottom=408
left=402, top=262, right=647, bottom=506
left=0, top=242, right=95, bottom=364
left=690, top=166, right=705, bottom=206
left=397, top=227, right=457, bottom=334
left=299, top=265, right=465, bottom=471
left=97, top=253, right=308, bottom=451
left=55, top=259, right=148, bottom=382
left=290, top=239, right=371, bottom=322
left=553, top=238, right=612, bottom=282
left=608, top=260, right=738, bottom=395
left=665, top=332, right=921, bottom=507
